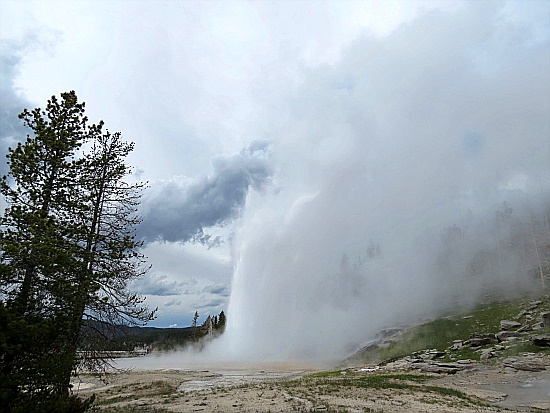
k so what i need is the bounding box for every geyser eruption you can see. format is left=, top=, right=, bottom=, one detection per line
left=222, top=3, right=550, bottom=361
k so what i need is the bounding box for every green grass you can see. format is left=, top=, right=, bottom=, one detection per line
left=94, top=380, right=178, bottom=408
left=138, top=380, right=176, bottom=396
left=305, top=372, right=431, bottom=382
left=500, top=339, right=550, bottom=359
left=300, top=373, right=488, bottom=408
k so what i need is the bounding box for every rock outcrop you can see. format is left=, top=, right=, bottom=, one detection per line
left=500, top=320, right=522, bottom=330
left=530, top=334, right=550, bottom=347
left=468, top=333, right=498, bottom=347
left=502, top=355, right=548, bottom=372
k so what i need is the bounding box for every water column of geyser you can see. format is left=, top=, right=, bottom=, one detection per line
left=220, top=3, right=550, bottom=362
left=222, top=133, right=454, bottom=361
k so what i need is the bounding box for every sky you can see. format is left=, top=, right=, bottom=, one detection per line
left=1, top=0, right=549, bottom=356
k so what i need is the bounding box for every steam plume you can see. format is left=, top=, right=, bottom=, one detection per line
left=222, top=3, right=550, bottom=361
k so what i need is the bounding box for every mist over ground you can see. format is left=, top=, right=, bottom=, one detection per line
left=216, top=3, right=550, bottom=362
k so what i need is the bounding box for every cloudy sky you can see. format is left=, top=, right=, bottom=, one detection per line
left=1, top=0, right=549, bottom=348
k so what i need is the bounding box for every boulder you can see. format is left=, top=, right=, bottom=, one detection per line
left=541, top=311, right=550, bottom=327
left=375, top=327, right=405, bottom=339
left=420, top=349, right=445, bottom=360
left=496, top=331, right=518, bottom=342
left=384, top=359, right=412, bottom=370
left=409, top=361, right=474, bottom=374
left=500, top=320, right=522, bottom=330
left=480, top=348, right=496, bottom=360
left=530, top=334, right=550, bottom=347
left=450, top=341, right=463, bottom=351
left=516, top=324, right=531, bottom=333
left=519, top=301, right=543, bottom=316
left=469, top=338, right=486, bottom=347
left=532, top=322, right=544, bottom=330
left=508, top=361, right=546, bottom=372
left=503, top=356, right=547, bottom=372
left=528, top=300, right=543, bottom=310
left=410, top=362, right=454, bottom=374
left=469, top=333, right=498, bottom=347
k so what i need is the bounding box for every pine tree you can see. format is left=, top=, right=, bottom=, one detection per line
left=192, top=311, right=199, bottom=338
left=0, top=92, right=154, bottom=411
left=0, top=92, right=91, bottom=408
left=217, top=310, right=226, bottom=331
left=0, top=92, right=88, bottom=315
left=71, top=129, right=154, bottom=381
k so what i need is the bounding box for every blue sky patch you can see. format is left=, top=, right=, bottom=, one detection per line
left=462, top=130, right=484, bottom=157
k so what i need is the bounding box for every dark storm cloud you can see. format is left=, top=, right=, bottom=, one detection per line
left=138, top=141, right=272, bottom=244
left=0, top=42, right=32, bottom=174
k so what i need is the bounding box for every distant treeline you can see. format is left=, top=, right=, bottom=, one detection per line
left=435, top=199, right=550, bottom=295
left=81, top=310, right=226, bottom=352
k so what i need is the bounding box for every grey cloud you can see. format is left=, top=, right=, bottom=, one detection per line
left=202, top=284, right=230, bottom=297
left=138, top=141, right=272, bottom=244
left=164, top=298, right=182, bottom=307
left=1, top=32, right=63, bottom=175
left=197, top=298, right=225, bottom=310
left=134, top=274, right=197, bottom=296
left=0, top=41, right=33, bottom=174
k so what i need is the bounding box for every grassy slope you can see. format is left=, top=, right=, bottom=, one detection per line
left=349, top=293, right=550, bottom=364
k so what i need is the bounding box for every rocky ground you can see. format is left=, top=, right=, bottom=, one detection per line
left=74, top=298, right=550, bottom=412
left=73, top=354, right=550, bottom=412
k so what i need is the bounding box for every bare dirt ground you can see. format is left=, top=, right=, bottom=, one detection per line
left=72, top=354, right=550, bottom=412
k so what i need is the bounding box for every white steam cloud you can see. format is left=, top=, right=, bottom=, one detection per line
left=220, top=3, right=550, bottom=361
